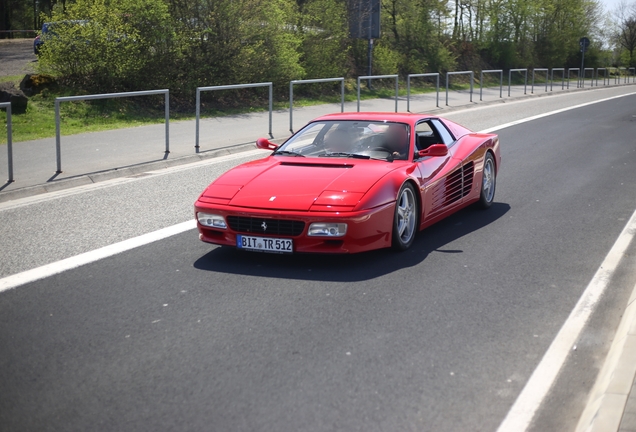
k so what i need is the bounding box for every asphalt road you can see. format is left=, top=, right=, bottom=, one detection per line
left=1, top=91, right=636, bottom=431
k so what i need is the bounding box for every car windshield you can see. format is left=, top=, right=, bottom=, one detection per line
left=276, top=120, right=411, bottom=161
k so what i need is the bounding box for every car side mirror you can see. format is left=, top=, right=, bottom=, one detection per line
left=256, top=138, right=278, bottom=151
left=418, top=144, right=448, bottom=158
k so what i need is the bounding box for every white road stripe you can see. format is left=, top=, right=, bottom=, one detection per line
left=478, top=91, right=636, bottom=133
left=496, top=209, right=636, bottom=432
left=0, top=220, right=196, bottom=293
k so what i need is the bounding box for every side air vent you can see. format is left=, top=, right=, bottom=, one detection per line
left=430, top=162, right=475, bottom=210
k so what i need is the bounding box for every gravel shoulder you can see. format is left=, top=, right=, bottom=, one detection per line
left=0, top=39, right=37, bottom=77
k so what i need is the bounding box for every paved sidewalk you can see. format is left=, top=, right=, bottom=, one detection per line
left=576, top=274, right=636, bottom=432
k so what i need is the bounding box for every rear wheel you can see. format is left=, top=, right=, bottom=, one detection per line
left=478, top=152, right=496, bottom=209
left=392, top=183, right=418, bottom=251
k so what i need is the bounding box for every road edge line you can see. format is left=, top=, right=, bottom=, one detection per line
left=0, top=220, right=196, bottom=293
left=575, top=279, right=636, bottom=432
left=478, top=91, right=636, bottom=134
left=496, top=209, right=636, bottom=432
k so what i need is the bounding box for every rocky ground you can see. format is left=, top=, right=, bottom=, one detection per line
left=0, top=39, right=37, bottom=77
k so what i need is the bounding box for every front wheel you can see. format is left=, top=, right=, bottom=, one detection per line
left=478, top=152, right=496, bottom=209
left=392, top=183, right=418, bottom=251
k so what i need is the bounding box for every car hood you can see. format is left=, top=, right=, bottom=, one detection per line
left=201, top=157, right=399, bottom=211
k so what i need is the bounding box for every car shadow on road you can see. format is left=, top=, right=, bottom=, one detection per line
left=193, top=202, right=511, bottom=282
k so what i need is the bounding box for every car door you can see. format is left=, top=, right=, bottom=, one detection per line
left=415, top=119, right=465, bottom=218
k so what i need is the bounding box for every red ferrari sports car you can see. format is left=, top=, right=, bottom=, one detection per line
left=195, top=112, right=500, bottom=253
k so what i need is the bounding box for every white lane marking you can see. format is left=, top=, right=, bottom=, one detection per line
left=478, top=91, right=636, bottom=133
left=0, top=220, right=196, bottom=293
left=496, top=209, right=636, bottom=432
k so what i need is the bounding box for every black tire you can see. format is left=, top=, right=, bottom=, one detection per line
left=478, top=152, right=496, bottom=209
left=391, top=183, right=418, bottom=251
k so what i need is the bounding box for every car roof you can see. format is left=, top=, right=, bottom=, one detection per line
left=312, top=112, right=435, bottom=124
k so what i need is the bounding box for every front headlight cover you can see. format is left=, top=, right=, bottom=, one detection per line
left=197, top=212, right=227, bottom=229
left=307, top=222, right=347, bottom=237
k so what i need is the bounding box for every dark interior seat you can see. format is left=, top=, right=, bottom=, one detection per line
left=417, top=133, right=440, bottom=150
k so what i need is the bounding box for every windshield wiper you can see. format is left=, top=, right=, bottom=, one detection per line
left=319, top=152, right=371, bottom=159
left=273, top=150, right=305, bottom=157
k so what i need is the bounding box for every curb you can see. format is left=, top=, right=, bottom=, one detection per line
left=576, top=275, right=636, bottom=432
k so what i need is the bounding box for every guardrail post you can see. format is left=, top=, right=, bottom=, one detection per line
left=406, top=73, right=439, bottom=112
left=165, top=91, right=170, bottom=154
left=55, top=99, right=62, bottom=173
left=0, top=102, right=13, bottom=182
left=195, top=88, right=201, bottom=153
left=550, top=68, right=565, bottom=91
left=289, top=78, right=345, bottom=133
left=531, top=68, right=548, bottom=93
left=55, top=89, right=171, bottom=173
left=195, top=82, right=273, bottom=150
left=508, top=69, right=527, bottom=97
left=268, top=83, right=273, bottom=138
left=480, top=70, right=504, bottom=100
left=356, top=74, right=399, bottom=112
left=446, top=71, right=474, bottom=105
left=289, top=81, right=294, bottom=133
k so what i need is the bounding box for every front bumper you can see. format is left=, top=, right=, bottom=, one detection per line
left=194, top=201, right=395, bottom=254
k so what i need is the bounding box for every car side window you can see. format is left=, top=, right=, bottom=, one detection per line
left=414, top=121, right=441, bottom=150
left=431, top=119, right=455, bottom=145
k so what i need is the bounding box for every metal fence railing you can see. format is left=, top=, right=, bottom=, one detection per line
left=479, top=70, right=503, bottom=101
left=508, top=69, right=528, bottom=96
left=55, top=89, right=170, bottom=174
left=0, top=102, right=13, bottom=183
left=596, top=68, right=607, bottom=86
left=289, top=78, right=344, bottom=133
left=446, top=71, right=474, bottom=105
left=406, top=73, right=440, bottom=111
left=531, top=69, right=549, bottom=94
left=582, top=68, right=595, bottom=87
left=4, top=67, right=636, bottom=189
left=551, top=68, right=565, bottom=90
left=567, top=68, right=580, bottom=88
left=196, top=83, right=273, bottom=152
left=356, top=75, right=399, bottom=112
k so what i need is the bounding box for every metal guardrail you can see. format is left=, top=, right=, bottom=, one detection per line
left=406, top=73, right=440, bottom=111
left=0, top=102, right=13, bottom=183
left=531, top=69, right=548, bottom=93
left=551, top=68, right=565, bottom=91
left=289, top=78, right=344, bottom=133
left=606, top=67, right=618, bottom=85
left=479, top=70, right=503, bottom=101
left=55, top=89, right=169, bottom=174
left=195, top=83, right=273, bottom=152
left=567, top=68, right=580, bottom=89
left=356, top=75, right=399, bottom=112
left=629, top=68, right=636, bottom=83
left=596, top=68, right=607, bottom=86
left=446, top=71, right=474, bottom=106
left=582, top=68, right=595, bottom=87
left=508, top=69, right=527, bottom=96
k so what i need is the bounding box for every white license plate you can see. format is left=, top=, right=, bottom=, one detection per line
left=236, top=235, right=293, bottom=253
